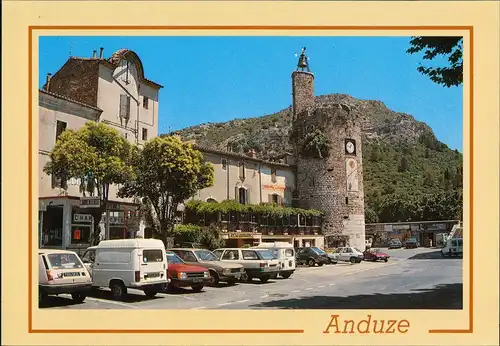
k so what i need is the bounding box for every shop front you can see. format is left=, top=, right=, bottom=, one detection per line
left=39, top=196, right=141, bottom=252
left=293, top=236, right=325, bottom=249
left=220, top=231, right=262, bottom=248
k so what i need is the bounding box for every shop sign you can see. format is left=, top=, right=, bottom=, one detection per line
left=73, top=214, right=93, bottom=223
left=228, top=232, right=255, bottom=239
left=103, top=216, right=125, bottom=224
left=263, top=184, right=286, bottom=191
left=79, top=197, right=100, bottom=208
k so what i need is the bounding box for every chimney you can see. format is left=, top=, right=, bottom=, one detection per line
left=45, top=73, right=52, bottom=91
left=99, top=47, right=104, bottom=58
left=93, top=50, right=97, bottom=58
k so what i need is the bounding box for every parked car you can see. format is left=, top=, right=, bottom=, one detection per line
left=335, top=247, right=364, bottom=263
left=81, top=239, right=168, bottom=300
left=441, top=238, right=463, bottom=257
left=404, top=238, right=420, bottom=249
left=164, top=251, right=211, bottom=292
left=175, top=242, right=204, bottom=249
left=326, top=252, right=339, bottom=264
left=363, top=248, right=390, bottom=262
left=295, top=247, right=330, bottom=267
left=38, top=249, right=92, bottom=305
left=213, top=248, right=280, bottom=283
left=388, top=239, right=403, bottom=249
left=169, top=248, right=244, bottom=285
left=252, top=242, right=297, bottom=278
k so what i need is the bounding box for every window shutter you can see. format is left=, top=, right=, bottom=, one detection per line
left=235, top=186, right=240, bottom=202
left=278, top=195, right=283, bottom=206
left=120, top=95, right=131, bottom=120
left=245, top=188, right=249, bottom=204
left=268, top=194, right=272, bottom=203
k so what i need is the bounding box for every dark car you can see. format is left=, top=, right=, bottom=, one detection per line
left=404, top=238, right=420, bottom=249
left=388, top=239, right=402, bottom=249
left=295, top=247, right=330, bottom=267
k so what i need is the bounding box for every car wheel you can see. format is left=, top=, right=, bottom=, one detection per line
left=71, top=292, right=87, bottom=303
left=318, top=263, right=324, bottom=267
left=143, top=288, right=158, bottom=298
left=350, top=257, right=357, bottom=264
left=38, top=289, right=47, bottom=305
left=260, top=276, right=270, bottom=284
left=110, top=282, right=127, bottom=300
left=384, top=258, right=388, bottom=262
left=209, top=270, right=220, bottom=285
left=307, top=259, right=315, bottom=267
left=191, top=285, right=204, bottom=292
left=281, top=272, right=292, bottom=279
left=240, top=272, right=249, bottom=282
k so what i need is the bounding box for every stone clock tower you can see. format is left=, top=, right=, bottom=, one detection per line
left=291, top=47, right=366, bottom=250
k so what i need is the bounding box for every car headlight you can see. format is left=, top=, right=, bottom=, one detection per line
left=177, top=272, right=187, bottom=279
left=203, top=271, right=209, bottom=278
left=222, top=268, right=231, bottom=275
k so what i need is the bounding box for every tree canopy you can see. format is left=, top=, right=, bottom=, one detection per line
left=407, top=36, right=463, bottom=87
left=44, top=122, right=135, bottom=244
left=118, top=135, right=215, bottom=243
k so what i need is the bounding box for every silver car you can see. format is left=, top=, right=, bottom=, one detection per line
left=169, top=248, right=244, bottom=286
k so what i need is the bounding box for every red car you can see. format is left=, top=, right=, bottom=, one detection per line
left=363, top=248, right=390, bottom=262
left=163, top=251, right=211, bottom=292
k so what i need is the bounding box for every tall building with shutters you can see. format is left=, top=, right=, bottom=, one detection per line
left=38, top=48, right=162, bottom=254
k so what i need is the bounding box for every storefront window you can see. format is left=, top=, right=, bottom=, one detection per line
left=41, top=206, right=63, bottom=247
left=298, top=214, right=306, bottom=227
left=71, top=225, right=91, bottom=244
left=240, top=212, right=249, bottom=222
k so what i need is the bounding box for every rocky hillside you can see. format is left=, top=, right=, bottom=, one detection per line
left=172, top=94, right=463, bottom=223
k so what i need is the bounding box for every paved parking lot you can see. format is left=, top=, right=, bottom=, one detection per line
left=41, top=247, right=462, bottom=310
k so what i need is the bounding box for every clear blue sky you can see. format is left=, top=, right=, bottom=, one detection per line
left=39, top=36, right=463, bottom=151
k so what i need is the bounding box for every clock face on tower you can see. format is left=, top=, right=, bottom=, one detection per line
left=345, top=139, right=356, bottom=155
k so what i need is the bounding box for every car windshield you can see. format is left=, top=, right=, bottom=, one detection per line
left=195, top=250, right=218, bottom=261
left=166, top=252, right=184, bottom=264
left=407, top=239, right=416, bottom=243
left=257, top=250, right=276, bottom=260
left=47, top=253, right=83, bottom=269
left=311, top=247, right=326, bottom=255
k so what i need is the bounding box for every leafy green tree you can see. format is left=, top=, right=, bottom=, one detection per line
left=118, top=136, right=215, bottom=244
left=407, top=36, right=463, bottom=87
left=398, top=156, right=410, bottom=172
left=43, top=122, right=136, bottom=245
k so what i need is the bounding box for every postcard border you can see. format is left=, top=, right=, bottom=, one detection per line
left=29, top=25, right=473, bottom=335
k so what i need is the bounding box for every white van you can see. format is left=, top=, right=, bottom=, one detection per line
left=81, top=239, right=169, bottom=300
left=441, top=238, right=463, bottom=257
left=253, top=242, right=296, bottom=279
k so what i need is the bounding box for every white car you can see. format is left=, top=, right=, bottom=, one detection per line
left=335, top=247, right=364, bottom=264
left=213, top=248, right=280, bottom=283
left=81, top=239, right=168, bottom=300
left=252, top=242, right=297, bottom=278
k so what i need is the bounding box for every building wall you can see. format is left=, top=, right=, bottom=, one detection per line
left=259, top=164, right=296, bottom=205
left=38, top=92, right=101, bottom=198
left=195, top=153, right=262, bottom=204
left=97, top=62, right=159, bottom=144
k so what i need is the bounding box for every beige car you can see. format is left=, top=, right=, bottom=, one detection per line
left=169, top=248, right=244, bottom=286
left=38, top=249, right=92, bottom=305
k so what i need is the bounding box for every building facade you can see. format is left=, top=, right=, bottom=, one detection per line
left=38, top=48, right=162, bottom=254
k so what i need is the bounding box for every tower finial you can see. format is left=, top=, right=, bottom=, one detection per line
left=296, top=47, right=310, bottom=72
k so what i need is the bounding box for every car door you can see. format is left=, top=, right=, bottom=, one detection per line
left=221, top=249, right=241, bottom=264
left=338, top=248, right=348, bottom=261
left=296, top=248, right=306, bottom=263
left=212, top=249, right=223, bottom=260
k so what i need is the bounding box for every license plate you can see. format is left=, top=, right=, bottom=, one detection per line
left=147, top=273, right=160, bottom=278
left=63, top=272, right=80, bottom=277
left=192, top=278, right=203, bottom=283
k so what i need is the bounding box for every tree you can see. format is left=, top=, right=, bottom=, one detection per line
left=398, top=156, right=409, bottom=172
left=407, top=36, right=463, bottom=87
left=118, top=136, right=215, bottom=244
left=43, top=122, right=136, bottom=245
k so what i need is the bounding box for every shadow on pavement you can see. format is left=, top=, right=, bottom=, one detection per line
left=88, top=288, right=164, bottom=303
left=408, top=250, right=462, bottom=260
left=249, top=283, right=463, bottom=310
left=39, top=296, right=85, bottom=308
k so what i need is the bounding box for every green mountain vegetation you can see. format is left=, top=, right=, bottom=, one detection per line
left=172, top=94, right=463, bottom=223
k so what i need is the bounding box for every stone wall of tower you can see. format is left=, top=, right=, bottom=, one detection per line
left=292, top=71, right=315, bottom=120
left=293, top=106, right=366, bottom=250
